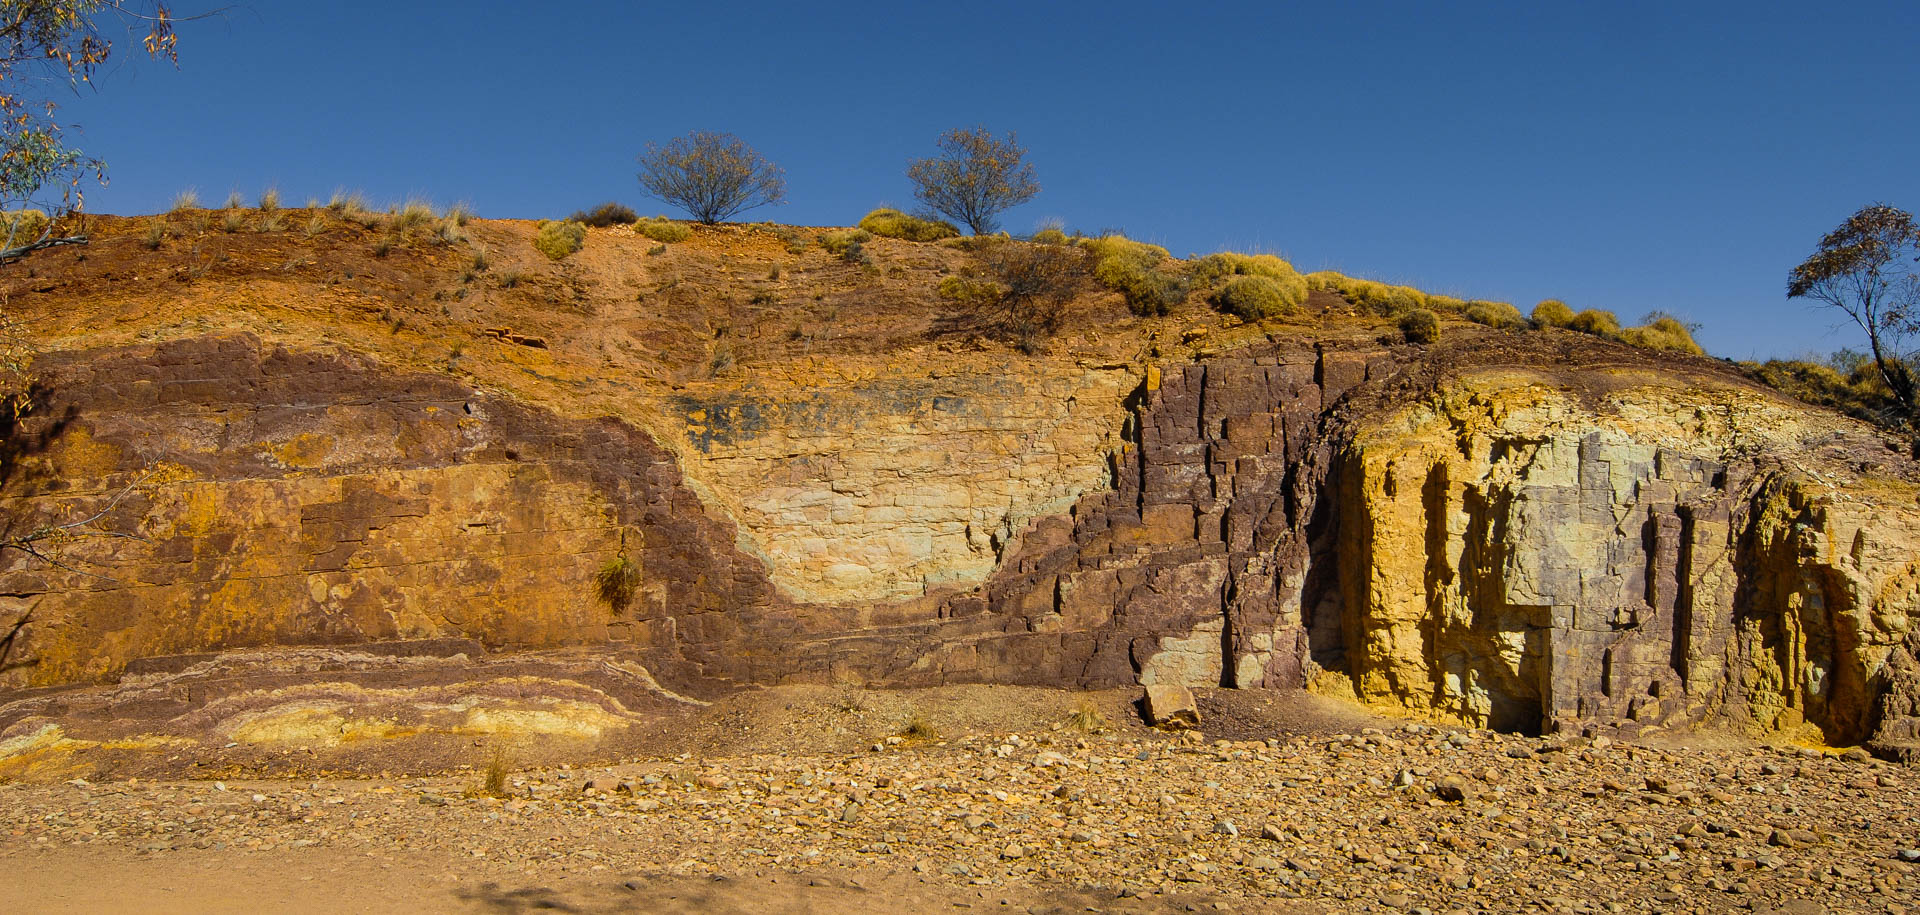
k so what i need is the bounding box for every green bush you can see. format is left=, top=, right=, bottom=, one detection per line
left=1463, top=300, right=1525, bottom=329
left=1400, top=308, right=1441, bottom=344
left=1567, top=308, right=1621, bottom=337
left=1620, top=316, right=1703, bottom=354
left=1210, top=275, right=1300, bottom=320
left=533, top=219, right=587, bottom=259
left=571, top=202, right=639, bottom=227
left=1531, top=299, right=1574, bottom=328
left=858, top=207, right=959, bottom=242
left=635, top=217, right=691, bottom=243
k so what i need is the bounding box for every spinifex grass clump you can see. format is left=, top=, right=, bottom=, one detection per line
left=1531, top=299, right=1574, bottom=328
left=534, top=220, right=587, bottom=260
left=1193, top=252, right=1308, bottom=319
left=1400, top=307, right=1441, bottom=343
left=1568, top=308, right=1621, bottom=337
left=1464, top=300, right=1525, bottom=329
left=1078, top=233, right=1186, bottom=316
left=1620, top=314, right=1703, bottom=354
left=858, top=207, right=959, bottom=242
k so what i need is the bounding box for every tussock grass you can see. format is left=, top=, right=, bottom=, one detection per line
left=170, top=189, right=199, bottom=212
left=858, top=207, right=958, bottom=242
left=595, top=553, right=641, bottom=610
left=390, top=199, right=436, bottom=233
left=1309, top=272, right=1431, bottom=317
left=327, top=190, right=367, bottom=215
left=1210, top=275, right=1299, bottom=320
left=1463, top=300, right=1524, bottom=329
left=1531, top=299, right=1574, bottom=328
left=1568, top=308, right=1621, bottom=337
left=1066, top=698, right=1110, bottom=734
left=1194, top=252, right=1307, bottom=319
left=635, top=218, right=691, bottom=243
left=817, top=229, right=871, bottom=256
left=533, top=220, right=586, bottom=260
left=1078, top=233, right=1184, bottom=316
left=1619, top=314, right=1703, bottom=354
left=897, top=711, right=939, bottom=742
left=1400, top=307, right=1440, bottom=344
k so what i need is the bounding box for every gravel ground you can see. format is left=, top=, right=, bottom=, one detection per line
left=2, top=721, right=1915, bottom=914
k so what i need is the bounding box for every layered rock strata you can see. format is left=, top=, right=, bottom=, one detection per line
left=3, top=331, right=1918, bottom=758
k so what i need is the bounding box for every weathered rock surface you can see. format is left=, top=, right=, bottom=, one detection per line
left=3, top=325, right=1919, bottom=757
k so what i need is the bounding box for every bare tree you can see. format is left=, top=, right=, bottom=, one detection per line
left=907, top=127, right=1039, bottom=235
left=636, top=131, right=785, bottom=225
left=1788, top=204, right=1920, bottom=419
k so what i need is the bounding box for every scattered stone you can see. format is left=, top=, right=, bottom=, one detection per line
left=1142, top=685, right=1200, bottom=729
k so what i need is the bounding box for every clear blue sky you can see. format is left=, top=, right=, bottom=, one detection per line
left=57, top=1, right=1920, bottom=360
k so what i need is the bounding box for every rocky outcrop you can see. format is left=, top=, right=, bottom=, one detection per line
left=1325, top=369, right=1920, bottom=748
left=4, top=329, right=1919, bottom=757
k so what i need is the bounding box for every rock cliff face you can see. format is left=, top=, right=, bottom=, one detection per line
left=1326, top=368, right=1920, bottom=751
left=3, top=323, right=1918, bottom=757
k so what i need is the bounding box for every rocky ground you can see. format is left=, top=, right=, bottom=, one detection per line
left=1, top=688, right=1915, bottom=914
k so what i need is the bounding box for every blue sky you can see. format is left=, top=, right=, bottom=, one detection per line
left=56, top=1, right=1920, bottom=359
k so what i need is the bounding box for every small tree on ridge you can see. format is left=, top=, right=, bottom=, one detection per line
left=1788, top=203, right=1920, bottom=420
left=636, top=131, right=785, bottom=225
left=907, top=127, right=1039, bottom=235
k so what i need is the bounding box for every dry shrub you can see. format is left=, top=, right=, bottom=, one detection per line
left=571, top=201, right=638, bottom=227
left=947, top=239, right=1090, bottom=352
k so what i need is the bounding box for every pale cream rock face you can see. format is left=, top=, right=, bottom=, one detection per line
left=660, top=366, right=1139, bottom=604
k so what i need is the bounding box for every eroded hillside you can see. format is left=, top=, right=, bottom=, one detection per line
left=1, top=209, right=1917, bottom=773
